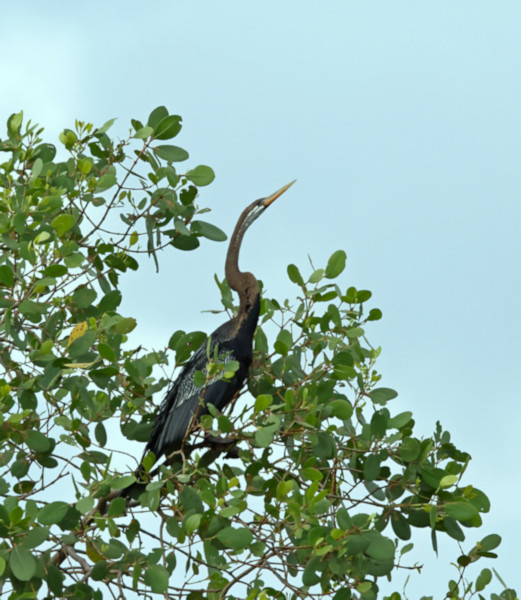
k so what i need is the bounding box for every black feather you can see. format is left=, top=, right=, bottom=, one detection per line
left=145, top=294, right=259, bottom=459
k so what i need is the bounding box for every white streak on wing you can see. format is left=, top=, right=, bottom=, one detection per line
left=167, top=338, right=234, bottom=411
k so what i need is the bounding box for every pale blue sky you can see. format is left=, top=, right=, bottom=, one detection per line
left=1, top=1, right=520, bottom=595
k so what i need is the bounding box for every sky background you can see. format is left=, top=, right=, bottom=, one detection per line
left=1, top=1, right=520, bottom=596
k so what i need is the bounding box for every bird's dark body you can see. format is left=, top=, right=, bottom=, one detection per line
left=145, top=294, right=260, bottom=461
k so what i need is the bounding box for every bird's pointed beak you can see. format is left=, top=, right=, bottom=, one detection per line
left=263, top=180, right=296, bottom=207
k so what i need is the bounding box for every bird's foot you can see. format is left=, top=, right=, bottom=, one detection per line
left=206, top=434, right=239, bottom=457
left=205, top=434, right=236, bottom=446
left=193, top=434, right=240, bottom=463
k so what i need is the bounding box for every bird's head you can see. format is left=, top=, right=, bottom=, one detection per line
left=242, top=180, right=296, bottom=230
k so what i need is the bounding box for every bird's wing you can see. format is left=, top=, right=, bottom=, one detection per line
left=147, top=375, right=242, bottom=461
left=144, top=334, right=238, bottom=459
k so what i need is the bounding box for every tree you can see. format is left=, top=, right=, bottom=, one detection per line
left=0, top=108, right=516, bottom=600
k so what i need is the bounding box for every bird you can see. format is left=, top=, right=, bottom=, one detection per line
left=125, top=181, right=295, bottom=492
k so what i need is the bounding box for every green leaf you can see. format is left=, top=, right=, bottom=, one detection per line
left=254, top=394, right=273, bottom=412
left=147, top=106, right=169, bottom=129
left=370, top=411, right=387, bottom=437
left=333, top=364, right=356, bottom=381
left=389, top=411, right=412, bottom=429
left=96, top=117, right=116, bottom=134
left=370, top=387, right=398, bottom=405
left=368, top=308, right=382, bottom=321
left=144, top=564, right=170, bottom=593
left=184, top=514, right=202, bottom=535
left=480, top=534, right=501, bottom=552
left=250, top=541, right=266, bottom=558
left=33, top=276, right=55, bottom=291
left=216, top=526, right=253, bottom=551
left=468, top=487, right=491, bottom=513
left=134, top=126, right=154, bottom=139
left=90, top=560, right=109, bottom=581
left=337, top=508, right=352, bottom=530
left=180, top=485, right=204, bottom=513
left=397, top=438, right=421, bottom=462
left=98, top=290, right=122, bottom=313
left=174, top=219, right=191, bottom=236
left=332, top=351, right=354, bottom=367
left=363, top=455, right=381, bottom=481
left=274, top=329, right=292, bottom=355
left=191, top=220, right=227, bottom=242
left=445, top=501, right=479, bottom=522
left=78, top=158, right=92, bottom=175
left=45, top=563, right=63, bottom=595
left=38, top=501, right=69, bottom=525
left=172, top=235, right=200, bottom=251
left=287, top=264, right=304, bottom=285
left=13, top=212, right=26, bottom=234
left=365, top=534, right=395, bottom=561
left=357, top=289, right=372, bottom=302
left=475, top=568, right=492, bottom=591
left=357, top=581, right=372, bottom=594
left=112, top=317, right=137, bottom=334
left=7, top=111, right=23, bottom=135
left=23, top=526, right=50, bottom=549
left=312, top=498, right=331, bottom=515
left=443, top=516, right=465, bottom=541
left=34, top=142, right=57, bottom=162
left=276, top=479, right=293, bottom=499
left=95, top=422, right=107, bottom=446
left=186, top=165, right=215, bottom=186
left=439, top=475, right=458, bottom=489
left=391, top=512, right=411, bottom=540
left=309, top=268, right=324, bottom=283
left=64, top=252, right=84, bottom=268
left=0, top=265, right=15, bottom=287
left=346, top=326, right=364, bottom=338
left=328, top=399, right=353, bottom=420
left=76, top=497, right=94, bottom=514
left=43, top=265, right=67, bottom=277
left=9, top=545, right=36, bottom=581
left=72, top=287, right=97, bottom=309
left=300, top=467, right=323, bottom=482
left=153, top=144, right=189, bottom=162
left=18, top=299, right=48, bottom=322
left=254, top=426, right=275, bottom=448
left=193, top=370, right=206, bottom=387
left=165, top=517, right=182, bottom=541
left=107, top=497, right=126, bottom=518
left=30, top=157, right=43, bottom=180
left=302, top=556, right=321, bottom=586
left=95, top=173, right=117, bottom=192
left=420, top=465, right=445, bottom=489
left=98, top=343, right=116, bottom=362
left=112, top=475, right=137, bottom=490
left=154, top=115, right=182, bottom=140
left=312, top=432, right=336, bottom=459
left=325, top=250, right=347, bottom=279
left=50, top=214, right=77, bottom=237
left=26, top=430, right=52, bottom=453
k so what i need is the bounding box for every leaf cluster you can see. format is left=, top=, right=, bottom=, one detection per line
left=0, top=111, right=517, bottom=600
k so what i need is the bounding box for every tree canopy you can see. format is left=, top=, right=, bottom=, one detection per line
left=0, top=108, right=516, bottom=599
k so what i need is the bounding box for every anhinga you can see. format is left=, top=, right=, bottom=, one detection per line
left=132, top=181, right=295, bottom=485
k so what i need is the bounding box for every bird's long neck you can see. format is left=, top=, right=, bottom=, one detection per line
left=225, top=208, right=260, bottom=320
